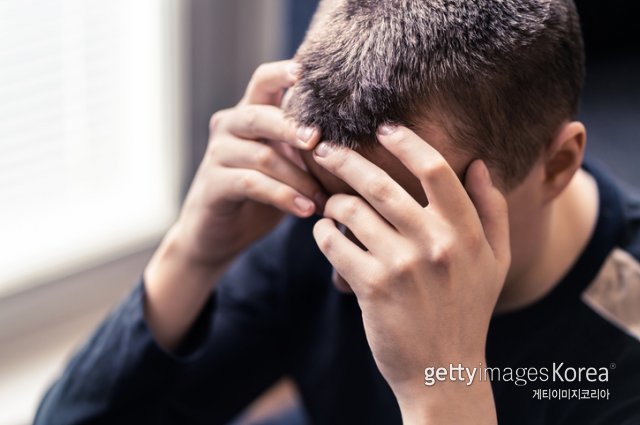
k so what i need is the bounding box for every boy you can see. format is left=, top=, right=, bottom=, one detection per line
left=35, top=0, right=640, bottom=424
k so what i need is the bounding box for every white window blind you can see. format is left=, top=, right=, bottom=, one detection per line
left=0, top=0, right=182, bottom=295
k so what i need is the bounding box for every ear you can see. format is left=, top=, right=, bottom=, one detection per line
left=541, top=121, right=586, bottom=204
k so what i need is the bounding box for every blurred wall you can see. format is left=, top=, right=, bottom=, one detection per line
left=288, top=0, right=319, bottom=56
left=185, top=0, right=288, bottom=196
left=576, top=1, right=640, bottom=187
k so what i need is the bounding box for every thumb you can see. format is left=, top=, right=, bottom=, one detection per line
left=465, top=160, right=511, bottom=267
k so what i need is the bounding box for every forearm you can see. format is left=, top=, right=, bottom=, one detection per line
left=398, top=379, right=497, bottom=425
left=34, top=282, right=181, bottom=424
left=143, top=223, right=228, bottom=351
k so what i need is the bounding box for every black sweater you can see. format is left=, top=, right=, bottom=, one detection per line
left=34, top=162, right=640, bottom=424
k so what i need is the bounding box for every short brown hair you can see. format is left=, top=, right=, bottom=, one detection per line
left=286, top=0, right=585, bottom=188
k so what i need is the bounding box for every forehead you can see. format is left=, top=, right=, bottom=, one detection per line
left=300, top=126, right=471, bottom=205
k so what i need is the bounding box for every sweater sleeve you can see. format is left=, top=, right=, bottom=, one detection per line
left=33, top=219, right=298, bottom=425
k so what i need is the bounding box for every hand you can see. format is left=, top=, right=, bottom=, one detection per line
left=173, top=60, right=326, bottom=270
left=143, top=61, right=324, bottom=350
left=311, top=125, right=510, bottom=424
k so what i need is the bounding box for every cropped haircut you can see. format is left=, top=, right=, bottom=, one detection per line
left=286, top=0, right=585, bottom=188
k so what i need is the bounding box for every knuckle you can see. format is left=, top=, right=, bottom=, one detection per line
left=254, top=145, right=276, bottom=169
left=248, top=63, right=273, bottom=89
left=340, top=196, right=363, bottom=222
left=209, top=110, right=227, bottom=133
left=419, top=158, right=449, bottom=180
left=237, top=171, right=257, bottom=193
left=206, top=138, right=222, bottom=158
left=323, top=196, right=339, bottom=216
left=242, top=105, right=259, bottom=133
left=252, top=63, right=269, bottom=80
left=428, top=240, right=454, bottom=267
left=360, top=283, right=379, bottom=299
left=363, top=272, right=391, bottom=299
left=277, top=119, right=293, bottom=143
left=389, top=251, right=418, bottom=279
left=314, top=225, right=334, bottom=253
left=318, top=234, right=333, bottom=253
left=365, top=175, right=393, bottom=203
left=273, top=184, right=292, bottom=205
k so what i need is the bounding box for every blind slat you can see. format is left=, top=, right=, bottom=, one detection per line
left=0, top=0, right=180, bottom=293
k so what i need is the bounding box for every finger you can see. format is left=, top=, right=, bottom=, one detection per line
left=240, top=60, right=300, bottom=106
left=465, top=160, right=511, bottom=266
left=226, top=168, right=316, bottom=218
left=313, top=218, right=377, bottom=293
left=376, top=125, right=478, bottom=224
left=274, top=141, right=307, bottom=170
left=214, top=137, right=327, bottom=209
left=323, top=194, right=402, bottom=257
left=312, top=142, right=424, bottom=234
left=220, top=104, right=320, bottom=150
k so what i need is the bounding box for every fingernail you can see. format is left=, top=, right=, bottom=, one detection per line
left=294, top=196, right=314, bottom=213
left=287, top=62, right=301, bottom=78
left=377, top=124, right=397, bottom=135
left=297, top=126, right=315, bottom=144
left=314, top=142, right=333, bottom=158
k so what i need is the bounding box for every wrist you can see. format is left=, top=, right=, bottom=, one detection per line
left=144, top=223, right=229, bottom=295
left=395, top=360, right=497, bottom=425
left=143, top=223, right=228, bottom=351
left=399, top=380, right=496, bottom=425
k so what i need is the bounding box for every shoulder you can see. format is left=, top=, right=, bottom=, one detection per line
left=578, top=171, right=640, bottom=424
left=581, top=163, right=640, bottom=344
left=618, top=179, right=640, bottom=259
